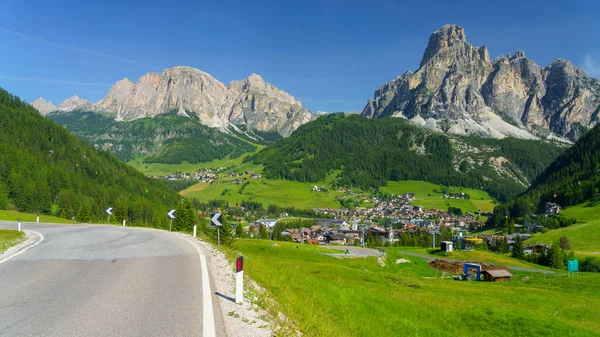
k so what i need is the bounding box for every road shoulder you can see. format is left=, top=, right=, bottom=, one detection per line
left=0, top=230, right=43, bottom=264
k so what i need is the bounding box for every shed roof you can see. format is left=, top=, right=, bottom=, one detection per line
left=484, top=269, right=513, bottom=278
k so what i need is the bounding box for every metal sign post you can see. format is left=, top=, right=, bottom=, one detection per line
left=235, top=256, right=244, bottom=304
left=168, top=210, right=176, bottom=231
left=211, top=213, right=223, bottom=247
left=106, top=207, right=113, bottom=224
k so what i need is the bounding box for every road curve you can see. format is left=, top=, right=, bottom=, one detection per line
left=0, top=222, right=221, bottom=337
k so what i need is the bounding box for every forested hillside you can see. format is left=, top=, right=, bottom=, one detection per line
left=0, top=88, right=179, bottom=225
left=488, top=124, right=600, bottom=226
left=249, top=114, right=565, bottom=201
left=49, top=110, right=257, bottom=164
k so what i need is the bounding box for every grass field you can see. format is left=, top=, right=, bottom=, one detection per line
left=381, top=180, right=496, bottom=213
left=181, top=178, right=345, bottom=209
left=0, top=229, right=25, bottom=254
left=182, top=178, right=496, bottom=211
left=234, top=239, right=600, bottom=336
left=531, top=218, right=600, bottom=252
left=560, top=197, right=600, bottom=222
left=397, top=247, right=552, bottom=270
left=0, top=210, right=76, bottom=224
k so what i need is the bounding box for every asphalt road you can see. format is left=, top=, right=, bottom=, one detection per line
left=0, top=222, right=221, bottom=337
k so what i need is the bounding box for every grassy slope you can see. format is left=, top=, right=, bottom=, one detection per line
left=0, top=229, right=25, bottom=253
left=236, top=239, right=600, bottom=336
left=0, top=210, right=77, bottom=224
left=528, top=198, right=600, bottom=252
left=531, top=219, right=600, bottom=252
left=381, top=180, right=496, bottom=213
left=181, top=178, right=345, bottom=209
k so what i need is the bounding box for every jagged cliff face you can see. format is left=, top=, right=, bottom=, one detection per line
left=33, top=66, right=314, bottom=137
left=363, top=24, right=600, bottom=141
left=31, top=98, right=56, bottom=116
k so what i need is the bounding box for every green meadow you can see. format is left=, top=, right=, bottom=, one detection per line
left=381, top=180, right=496, bottom=213
left=532, top=218, right=600, bottom=252
left=233, top=239, right=600, bottom=337
left=0, top=229, right=25, bottom=253
left=181, top=178, right=345, bottom=209
left=0, top=210, right=77, bottom=224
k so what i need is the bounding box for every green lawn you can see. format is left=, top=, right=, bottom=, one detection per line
left=0, top=229, right=25, bottom=253
left=235, top=240, right=600, bottom=336
left=0, top=210, right=76, bottom=224
left=181, top=178, right=345, bottom=209
left=531, top=218, right=600, bottom=252
left=560, top=197, right=600, bottom=222
left=381, top=180, right=496, bottom=213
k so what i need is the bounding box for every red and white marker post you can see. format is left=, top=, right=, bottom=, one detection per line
left=235, top=256, right=244, bottom=304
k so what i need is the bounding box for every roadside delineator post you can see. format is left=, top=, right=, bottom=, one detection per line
left=235, top=256, right=244, bottom=304
left=17, top=218, right=21, bottom=232
left=36, top=214, right=39, bottom=223
left=123, top=218, right=126, bottom=227
left=193, top=221, right=197, bottom=238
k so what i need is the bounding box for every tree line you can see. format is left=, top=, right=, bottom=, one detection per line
left=0, top=88, right=179, bottom=226
left=248, top=114, right=563, bottom=202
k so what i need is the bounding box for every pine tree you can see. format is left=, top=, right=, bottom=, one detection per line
left=511, top=236, right=525, bottom=260
left=173, top=199, right=195, bottom=232
left=259, top=224, right=269, bottom=240
left=547, top=241, right=565, bottom=269
left=77, top=202, right=91, bottom=223
left=235, top=223, right=244, bottom=238
left=559, top=235, right=571, bottom=250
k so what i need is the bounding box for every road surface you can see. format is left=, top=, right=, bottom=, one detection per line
left=0, top=222, right=222, bottom=337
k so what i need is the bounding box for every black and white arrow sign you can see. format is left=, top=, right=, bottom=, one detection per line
left=167, top=210, right=176, bottom=219
left=106, top=207, right=113, bottom=215
left=211, top=213, right=222, bottom=227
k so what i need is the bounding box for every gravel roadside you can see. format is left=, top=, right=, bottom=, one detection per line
left=0, top=230, right=39, bottom=263
left=189, top=236, right=274, bottom=337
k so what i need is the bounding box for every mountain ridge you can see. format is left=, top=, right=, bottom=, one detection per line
left=362, top=24, right=600, bottom=141
left=33, top=66, right=315, bottom=137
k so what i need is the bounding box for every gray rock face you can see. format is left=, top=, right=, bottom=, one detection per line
left=91, top=66, right=313, bottom=136
left=34, top=67, right=313, bottom=137
left=31, top=97, right=57, bottom=116
left=57, top=95, right=94, bottom=112
left=363, top=25, right=600, bottom=141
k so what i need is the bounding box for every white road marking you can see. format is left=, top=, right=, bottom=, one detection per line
left=0, top=230, right=44, bottom=265
left=186, top=237, right=216, bottom=337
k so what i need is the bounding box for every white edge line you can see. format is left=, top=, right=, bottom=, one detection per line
left=0, top=230, right=44, bottom=264
left=187, top=238, right=216, bottom=337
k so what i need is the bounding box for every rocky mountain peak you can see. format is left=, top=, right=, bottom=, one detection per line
left=363, top=24, right=600, bottom=141
left=46, top=66, right=314, bottom=136
left=31, top=97, right=57, bottom=116
left=57, top=95, right=93, bottom=112
left=420, top=24, right=467, bottom=67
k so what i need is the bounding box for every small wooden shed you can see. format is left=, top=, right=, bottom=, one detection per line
left=483, top=269, right=512, bottom=282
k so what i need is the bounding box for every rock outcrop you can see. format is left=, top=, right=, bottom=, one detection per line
left=35, top=66, right=314, bottom=137
left=57, top=95, right=94, bottom=112
left=363, top=24, right=600, bottom=140
left=31, top=97, right=56, bottom=116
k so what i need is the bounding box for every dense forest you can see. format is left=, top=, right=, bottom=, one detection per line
left=488, top=123, right=600, bottom=226
left=249, top=114, right=564, bottom=201
left=0, top=88, right=179, bottom=225
left=49, top=110, right=256, bottom=164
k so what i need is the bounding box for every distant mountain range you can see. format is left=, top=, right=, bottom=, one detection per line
left=362, top=24, right=600, bottom=141
left=33, top=67, right=314, bottom=137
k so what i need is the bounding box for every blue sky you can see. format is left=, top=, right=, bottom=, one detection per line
left=0, top=0, right=599, bottom=113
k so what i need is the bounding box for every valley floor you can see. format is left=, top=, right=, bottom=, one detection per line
left=234, top=239, right=600, bottom=337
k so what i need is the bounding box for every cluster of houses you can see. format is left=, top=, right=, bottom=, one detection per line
left=443, top=192, right=466, bottom=199
left=154, top=167, right=262, bottom=184
left=312, top=194, right=485, bottom=231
